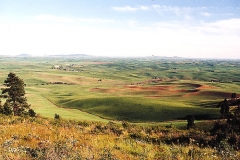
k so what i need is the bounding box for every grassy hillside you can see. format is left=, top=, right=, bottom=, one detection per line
left=1, top=57, right=240, bottom=159
left=0, top=115, right=239, bottom=159
left=0, top=57, right=240, bottom=123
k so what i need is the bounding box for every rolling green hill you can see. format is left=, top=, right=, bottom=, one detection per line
left=0, top=56, right=240, bottom=123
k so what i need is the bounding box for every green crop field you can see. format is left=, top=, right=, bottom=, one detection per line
left=1, top=56, right=240, bottom=124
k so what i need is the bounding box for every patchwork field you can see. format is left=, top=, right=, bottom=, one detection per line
left=0, top=56, right=240, bottom=125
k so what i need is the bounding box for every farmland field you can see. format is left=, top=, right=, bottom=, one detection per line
left=1, top=56, right=240, bottom=124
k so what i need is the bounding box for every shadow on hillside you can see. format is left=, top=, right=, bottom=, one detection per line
left=177, top=114, right=219, bottom=120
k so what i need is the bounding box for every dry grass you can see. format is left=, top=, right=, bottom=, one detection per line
left=0, top=115, right=238, bottom=159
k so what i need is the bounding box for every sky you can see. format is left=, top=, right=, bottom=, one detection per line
left=0, top=0, right=240, bottom=59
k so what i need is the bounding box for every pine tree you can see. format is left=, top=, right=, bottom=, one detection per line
left=2, top=101, right=13, bottom=115
left=2, top=72, right=31, bottom=116
left=0, top=100, right=3, bottom=114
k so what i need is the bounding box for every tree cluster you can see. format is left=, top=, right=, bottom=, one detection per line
left=0, top=72, right=35, bottom=117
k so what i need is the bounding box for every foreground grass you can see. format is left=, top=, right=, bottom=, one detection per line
left=0, top=115, right=239, bottom=159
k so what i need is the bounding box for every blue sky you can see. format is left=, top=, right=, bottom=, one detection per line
left=0, top=0, right=240, bottom=59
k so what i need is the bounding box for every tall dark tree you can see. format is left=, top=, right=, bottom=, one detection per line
left=220, top=98, right=229, bottom=116
left=2, top=72, right=31, bottom=116
left=187, top=115, right=195, bottom=129
left=231, top=93, right=237, bottom=99
left=0, top=100, right=3, bottom=114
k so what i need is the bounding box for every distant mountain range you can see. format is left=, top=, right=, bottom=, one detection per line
left=11, top=54, right=185, bottom=59
left=16, top=54, right=32, bottom=57
left=48, top=54, right=92, bottom=58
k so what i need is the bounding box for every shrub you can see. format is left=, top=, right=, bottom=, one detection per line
left=28, top=109, right=36, bottom=117
left=54, top=113, right=60, bottom=119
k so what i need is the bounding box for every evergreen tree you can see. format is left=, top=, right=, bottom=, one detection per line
left=2, top=101, right=13, bottom=115
left=2, top=72, right=31, bottom=116
left=0, top=100, right=3, bottom=114
left=28, top=109, right=36, bottom=117
left=187, top=115, right=195, bottom=129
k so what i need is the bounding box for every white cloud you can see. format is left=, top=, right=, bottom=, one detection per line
left=139, top=6, right=149, bottom=11
left=35, top=15, right=74, bottom=23
left=147, top=18, right=240, bottom=58
left=112, top=6, right=137, bottom=12
left=112, top=5, right=149, bottom=12
left=35, top=14, right=115, bottom=24
left=112, top=5, right=218, bottom=24
left=0, top=13, right=239, bottom=59
left=152, top=4, right=160, bottom=10
left=197, top=18, right=240, bottom=35
left=208, top=18, right=240, bottom=31
left=200, top=12, right=211, bottom=17
left=152, top=5, right=192, bottom=16
left=151, top=18, right=240, bottom=38
left=78, top=18, right=114, bottom=23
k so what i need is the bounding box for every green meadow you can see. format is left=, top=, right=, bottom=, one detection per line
left=1, top=56, right=240, bottom=124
